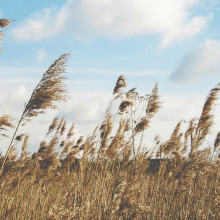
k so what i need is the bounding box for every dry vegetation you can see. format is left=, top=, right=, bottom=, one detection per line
left=0, top=18, right=219, bottom=220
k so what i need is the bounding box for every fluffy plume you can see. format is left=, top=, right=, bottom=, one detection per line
left=60, top=141, right=71, bottom=159
left=134, top=117, right=149, bottom=133
left=21, top=134, right=29, bottom=153
left=67, top=123, right=75, bottom=139
left=0, top=115, right=14, bottom=138
left=135, top=83, right=160, bottom=132
left=113, top=75, right=127, bottom=94
left=100, top=114, right=113, bottom=149
left=119, top=100, right=133, bottom=114
left=0, top=53, right=70, bottom=174
left=126, top=88, right=138, bottom=99
left=56, top=117, right=65, bottom=132
left=0, top=19, right=13, bottom=53
left=46, top=117, right=59, bottom=136
left=162, top=121, right=183, bottom=155
left=192, top=84, right=220, bottom=153
left=22, top=54, right=70, bottom=122
left=39, top=137, right=60, bottom=170
left=0, top=19, right=13, bottom=28
left=145, top=83, right=161, bottom=118
left=60, top=120, right=67, bottom=136
left=20, top=134, right=30, bottom=163
left=106, top=119, right=125, bottom=158
left=7, top=145, right=17, bottom=161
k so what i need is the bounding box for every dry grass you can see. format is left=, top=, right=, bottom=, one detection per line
left=0, top=53, right=70, bottom=175
left=0, top=75, right=219, bottom=220
left=0, top=18, right=219, bottom=220
left=0, top=155, right=219, bottom=219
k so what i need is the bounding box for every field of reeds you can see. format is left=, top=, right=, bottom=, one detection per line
left=0, top=19, right=219, bottom=220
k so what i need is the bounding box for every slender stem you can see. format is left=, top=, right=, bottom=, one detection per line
left=136, top=98, right=149, bottom=156
left=130, top=106, right=136, bottom=158
left=151, top=153, right=162, bottom=219
left=0, top=77, right=42, bottom=176
left=68, top=160, right=70, bottom=177
left=15, top=165, right=22, bottom=218
left=0, top=114, right=24, bottom=176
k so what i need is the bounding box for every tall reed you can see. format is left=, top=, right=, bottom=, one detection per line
left=0, top=53, right=70, bottom=175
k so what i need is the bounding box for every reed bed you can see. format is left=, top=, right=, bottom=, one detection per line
left=0, top=18, right=219, bottom=219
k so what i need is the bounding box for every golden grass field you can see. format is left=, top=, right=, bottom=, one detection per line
left=0, top=18, right=219, bottom=220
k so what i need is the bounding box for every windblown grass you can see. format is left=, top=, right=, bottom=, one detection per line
left=0, top=18, right=219, bottom=220
left=0, top=74, right=219, bottom=219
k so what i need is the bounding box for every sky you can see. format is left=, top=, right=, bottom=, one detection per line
left=1, top=0, right=220, bottom=154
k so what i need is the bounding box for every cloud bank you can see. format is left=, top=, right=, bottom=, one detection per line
left=171, top=39, right=220, bottom=81
left=11, top=0, right=211, bottom=47
left=0, top=85, right=110, bottom=154
left=2, top=83, right=219, bottom=154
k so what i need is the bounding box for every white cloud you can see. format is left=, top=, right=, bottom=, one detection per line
left=0, top=66, right=44, bottom=77
left=11, top=0, right=211, bottom=47
left=60, top=91, right=111, bottom=124
left=36, top=49, right=46, bottom=61
left=171, top=39, right=220, bottom=81
left=1, top=84, right=220, bottom=156
left=0, top=86, right=111, bottom=154
left=12, top=7, right=60, bottom=41
left=0, top=85, right=29, bottom=115
left=68, top=67, right=169, bottom=78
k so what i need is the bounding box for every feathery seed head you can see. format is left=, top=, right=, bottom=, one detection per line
left=146, top=82, right=161, bottom=117
left=119, top=100, right=133, bottom=114
left=113, top=75, right=127, bottom=94
left=0, top=115, right=14, bottom=138
left=67, top=123, right=75, bottom=139
left=0, top=19, right=13, bottom=53
left=57, top=117, right=65, bottom=132
left=0, top=19, right=13, bottom=28
left=47, top=117, right=59, bottom=136
left=22, top=53, right=71, bottom=122
left=60, top=120, right=67, bottom=135
left=193, top=83, right=220, bottom=150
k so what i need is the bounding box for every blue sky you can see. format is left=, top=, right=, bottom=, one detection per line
left=1, top=0, right=220, bottom=153
left=1, top=0, right=220, bottom=93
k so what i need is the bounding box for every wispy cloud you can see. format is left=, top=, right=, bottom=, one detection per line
left=0, top=66, right=44, bottom=76
left=171, top=39, right=220, bottom=81
left=1, top=84, right=220, bottom=154
left=68, top=67, right=169, bottom=77
left=36, top=49, right=46, bottom=61
left=0, top=65, right=169, bottom=81
left=0, top=86, right=110, bottom=153
left=11, top=0, right=212, bottom=47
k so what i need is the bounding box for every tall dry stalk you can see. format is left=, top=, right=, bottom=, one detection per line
left=0, top=76, right=219, bottom=219
left=191, top=83, right=220, bottom=155
left=0, top=53, right=70, bottom=175
left=135, top=83, right=161, bottom=155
